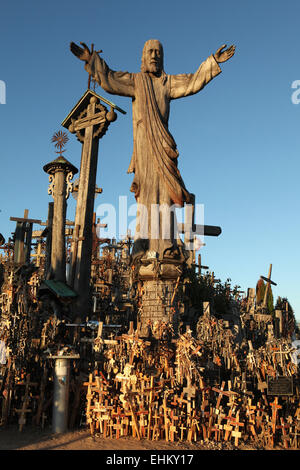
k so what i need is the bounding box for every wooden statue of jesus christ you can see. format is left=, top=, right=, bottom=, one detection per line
left=70, top=39, right=235, bottom=262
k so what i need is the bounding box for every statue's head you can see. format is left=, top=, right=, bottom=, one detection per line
left=141, top=39, right=164, bottom=75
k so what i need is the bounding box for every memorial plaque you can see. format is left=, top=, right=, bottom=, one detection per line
left=267, top=376, right=293, bottom=396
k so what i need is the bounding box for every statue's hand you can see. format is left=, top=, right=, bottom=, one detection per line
left=214, top=44, right=235, bottom=63
left=70, top=42, right=93, bottom=62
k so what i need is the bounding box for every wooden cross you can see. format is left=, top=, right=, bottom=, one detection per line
left=112, top=407, right=124, bottom=439
left=169, top=410, right=178, bottom=442
left=0, top=241, right=14, bottom=260
left=128, top=400, right=141, bottom=440
left=183, top=377, right=196, bottom=415
left=151, top=408, right=161, bottom=440
left=211, top=271, right=221, bottom=284
left=137, top=412, right=148, bottom=438
left=162, top=392, right=171, bottom=441
left=10, top=310, right=20, bottom=329
left=276, top=417, right=290, bottom=449
left=107, top=419, right=115, bottom=438
left=14, top=373, right=38, bottom=431
left=120, top=229, right=133, bottom=258
left=291, top=424, right=300, bottom=449
left=246, top=399, right=257, bottom=440
left=247, top=340, right=257, bottom=368
left=271, top=345, right=286, bottom=372
left=212, top=381, right=227, bottom=409
left=257, top=379, right=268, bottom=393
left=44, top=202, right=53, bottom=277
left=212, top=412, right=225, bottom=441
left=187, top=415, right=198, bottom=442
left=93, top=321, right=103, bottom=353
left=33, top=364, right=48, bottom=426
left=10, top=209, right=41, bottom=225
left=197, top=253, right=209, bottom=276
left=10, top=209, right=42, bottom=264
left=69, top=224, right=85, bottom=286
left=231, top=411, right=244, bottom=446
left=121, top=416, right=130, bottom=437
left=207, top=407, right=215, bottom=439
left=62, top=90, right=124, bottom=314
left=203, top=301, right=211, bottom=317
left=31, top=241, right=45, bottom=267
left=100, top=414, right=109, bottom=437
left=92, top=213, right=107, bottom=259
left=223, top=407, right=235, bottom=441
left=177, top=195, right=222, bottom=245
left=179, top=422, right=187, bottom=441
left=147, top=376, right=154, bottom=439
left=260, top=263, right=277, bottom=309
left=86, top=373, right=95, bottom=435
left=270, top=397, right=282, bottom=434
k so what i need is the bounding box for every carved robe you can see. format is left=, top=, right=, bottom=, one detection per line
left=85, top=53, right=221, bottom=259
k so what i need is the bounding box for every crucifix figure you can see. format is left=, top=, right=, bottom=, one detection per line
left=70, top=40, right=235, bottom=262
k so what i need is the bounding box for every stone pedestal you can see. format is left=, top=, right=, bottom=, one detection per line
left=137, top=259, right=184, bottom=337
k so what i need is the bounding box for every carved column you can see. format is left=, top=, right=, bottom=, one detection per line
left=43, top=156, right=78, bottom=282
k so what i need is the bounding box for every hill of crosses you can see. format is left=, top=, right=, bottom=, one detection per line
left=0, top=39, right=299, bottom=450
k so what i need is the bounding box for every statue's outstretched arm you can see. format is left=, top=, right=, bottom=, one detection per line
left=170, top=44, right=235, bottom=100
left=214, top=44, right=236, bottom=63
left=70, top=41, right=135, bottom=98
left=70, top=42, right=96, bottom=63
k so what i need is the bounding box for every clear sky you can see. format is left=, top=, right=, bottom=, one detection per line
left=0, top=0, right=299, bottom=319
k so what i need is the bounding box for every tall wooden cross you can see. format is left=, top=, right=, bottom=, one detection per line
left=177, top=194, right=221, bottom=266
left=61, top=89, right=125, bottom=318
left=10, top=209, right=41, bottom=264
left=260, top=263, right=277, bottom=310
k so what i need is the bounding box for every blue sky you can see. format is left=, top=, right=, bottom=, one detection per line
left=0, top=0, right=299, bottom=319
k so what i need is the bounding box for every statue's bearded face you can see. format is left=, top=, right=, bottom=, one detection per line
left=141, top=40, right=163, bottom=74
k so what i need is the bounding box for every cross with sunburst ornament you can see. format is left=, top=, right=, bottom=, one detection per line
left=51, top=130, right=69, bottom=155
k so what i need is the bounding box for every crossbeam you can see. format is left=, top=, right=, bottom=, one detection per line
left=261, top=264, right=277, bottom=309
left=177, top=223, right=222, bottom=237
left=10, top=208, right=41, bottom=225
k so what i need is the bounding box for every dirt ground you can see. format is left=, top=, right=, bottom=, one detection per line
left=0, top=424, right=286, bottom=452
